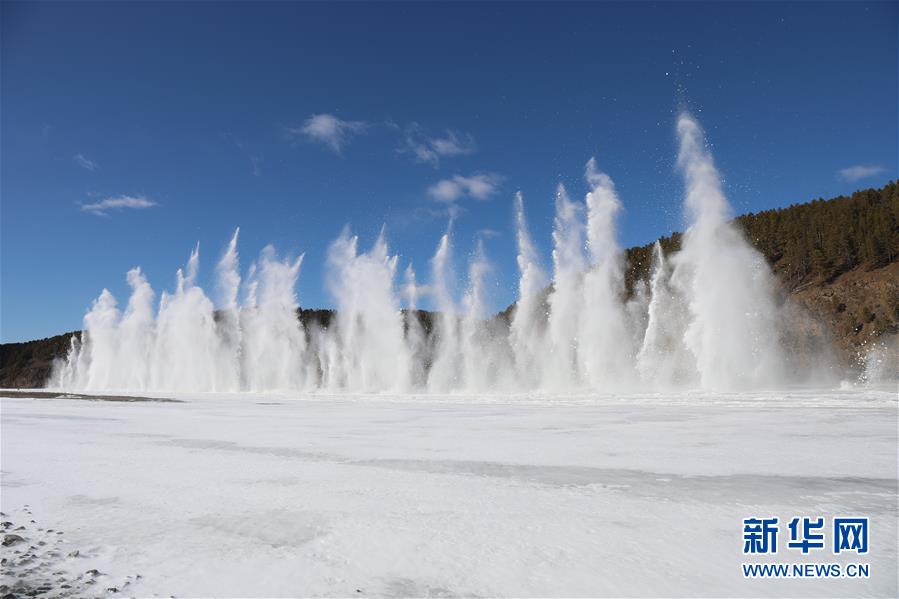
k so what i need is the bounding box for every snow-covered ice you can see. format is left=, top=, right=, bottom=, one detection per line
left=1, top=388, right=897, bottom=597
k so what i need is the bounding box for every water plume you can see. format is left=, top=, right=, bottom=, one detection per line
left=636, top=243, right=691, bottom=387
left=150, top=245, right=222, bottom=392
left=579, top=158, right=632, bottom=389
left=240, top=245, right=307, bottom=391
left=671, top=113, right=785, bottom=389
left=51, top=113, right=823, bottom=395
left=426, top=231, right=462, bottom=392
left=459, top=239, right=512, bottom=391
left=117, top=268, right=155, bottom=389
left=402, top=264, right=428, bottom=387
left=326, top=228, right=410, bottom=392
left=215, top=229, right=242, bottom=390
left=510, top=192, right=548, bottom=388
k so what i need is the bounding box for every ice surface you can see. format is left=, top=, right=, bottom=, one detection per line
left=1, top=388, right=896, bottom=597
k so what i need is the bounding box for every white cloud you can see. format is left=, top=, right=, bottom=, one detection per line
left=74, top=153, right=98, bottom=171
left=81, top=194, right=157, bottom=216
left=838, top=164, right=886, bottom=182
left=287, top=113, right=368, bottom=153
left=250, top=155, right=263, bottom=177
left=477, top=228, right=501, bottom=239
left=401, top=125, right=476, bottom=166
left=428, top=173, right=503, bottom=203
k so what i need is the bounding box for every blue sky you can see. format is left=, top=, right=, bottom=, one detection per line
left=1, top=1, right=896, bottom=343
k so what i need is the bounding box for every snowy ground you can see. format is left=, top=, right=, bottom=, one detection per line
left=1, top=387, right=897, bottom=597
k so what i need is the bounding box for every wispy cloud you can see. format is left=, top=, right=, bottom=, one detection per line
left=73, top=153, right=98, bottom=172
left=400, top=124, right=476, bottom=166
left=80, top=194, right=157, bottom=217
left=477, top=228, right=501, bottom=239
left=838, top=164, right=886, bottom=182
left=250, top=155, right=263, bottom=177
left=428, top=173, right=503, bottom=203
left=287, top=113, right=368, bottom=153
left=221, top=131, right=263, bottom=176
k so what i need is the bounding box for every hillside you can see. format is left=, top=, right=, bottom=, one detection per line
left=0, top=331, right=81, bottom=390
left=619, top=181, right=899, bottom=372
left=2, top=183, right=897, bottom=389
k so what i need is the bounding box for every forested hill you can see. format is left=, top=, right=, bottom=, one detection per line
left=617, top=181, right=899, bottom=373
left=623, top=181, right=899, bottom=293
left=1, top=182, right=897, bottom=389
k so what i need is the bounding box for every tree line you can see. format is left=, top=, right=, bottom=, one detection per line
left=625, top=181, right=899, bottom=293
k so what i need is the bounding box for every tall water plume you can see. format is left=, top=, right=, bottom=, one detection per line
left=545, top=184, right=586, bottom=389
left=426, top=231, right=462, bottom=392
left=240, top=245, right=308, bottom=391
left=671, top=113, right=785, bottom=389
left=636, top=242, right=691, bottom=387
left=326, top=228, right=411, bottom=392
left=510, top=192, right=548, bottom=388
left=215, top=228, right=243, bottom=391
left=116, top=268, right=155, bottom=389
left=149, top=246, right=221, bottom=392
left=402, top=263, right=428, bottom=388
left=460, top=239, right=513, bottom=391
left=579, top=158, right=633, bottom=389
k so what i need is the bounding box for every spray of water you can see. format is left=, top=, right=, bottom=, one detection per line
left=426, top=230, right=461, bottom=392
left=635, top=243, right=692, bottom=387
left=51, top=113, right=813, bottom=394
left=402, top=263, right=428, bottom=388
left=579, top=158, right=633, bottom=390
left=325, top=228, right=411, bottom=392
left=544, top=184, right=586, bottom=389
left=670, top=114, right=785, bottom=389
left=510, top=192, right=548, bottom=388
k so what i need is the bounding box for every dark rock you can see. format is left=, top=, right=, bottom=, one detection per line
left=2, top=534, right=25, bottom=547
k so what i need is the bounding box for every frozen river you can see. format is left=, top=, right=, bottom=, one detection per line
left=1, top=388, right=896, bottom=597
